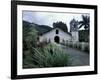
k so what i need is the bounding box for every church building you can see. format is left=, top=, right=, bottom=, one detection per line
left=39, top=19, right=79, bottom=44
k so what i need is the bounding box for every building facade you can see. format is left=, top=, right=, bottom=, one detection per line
left=39, top=28, right=72, bottom=43
left=39, top=19, right=79, bottom=43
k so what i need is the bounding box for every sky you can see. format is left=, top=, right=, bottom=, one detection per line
left=22, top=11, right=89, bottom=32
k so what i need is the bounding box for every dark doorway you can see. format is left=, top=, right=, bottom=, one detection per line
left=54, top=36, right=60, bottom=43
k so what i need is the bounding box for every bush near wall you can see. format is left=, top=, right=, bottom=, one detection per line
left=79, top=30, right=89, bottom=42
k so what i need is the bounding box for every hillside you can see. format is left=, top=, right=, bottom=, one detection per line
left=23, top=20, right=52, bottom=35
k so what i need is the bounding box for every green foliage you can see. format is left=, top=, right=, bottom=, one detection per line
left=23, top=43, right=69, bottom=68
left=79, top=15, right=90, bottom=30
left=23, top=21, right=39, bottom=68
left=79, top=30, right=89, bottom=42
left=23, top=21, right=38, bottom=50
left=23, top=50, right=37, bottom=68
left=53, top=21, right=68, bottom=32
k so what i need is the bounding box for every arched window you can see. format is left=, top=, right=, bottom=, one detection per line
left=56, top=29, right=59, bottom=34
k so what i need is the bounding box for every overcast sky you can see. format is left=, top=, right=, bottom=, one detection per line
left=23, top=11, right=89, bottom=32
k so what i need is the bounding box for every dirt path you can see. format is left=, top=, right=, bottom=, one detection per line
left=60, top=45, right=89, bottom=66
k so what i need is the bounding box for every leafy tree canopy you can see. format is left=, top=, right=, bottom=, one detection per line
left=53, top=21, right=68, bottom=32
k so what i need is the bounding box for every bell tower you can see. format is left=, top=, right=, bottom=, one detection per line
left=70, top=19, right=79, bottom=42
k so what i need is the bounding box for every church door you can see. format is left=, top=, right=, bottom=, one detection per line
left=54, top=36, right=60, bottom=43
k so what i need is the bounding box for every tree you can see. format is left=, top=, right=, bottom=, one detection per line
left=78, top=15, right=90, bottom=30
left=53, top=21, right=68, bottom=32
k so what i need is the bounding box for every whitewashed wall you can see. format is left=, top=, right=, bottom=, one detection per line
left=39, top=28, right=72, bottom=43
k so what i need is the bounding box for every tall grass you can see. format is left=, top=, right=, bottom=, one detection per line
left=23, top=43, right=69, bottom=68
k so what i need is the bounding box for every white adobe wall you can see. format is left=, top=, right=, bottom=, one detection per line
left=39, top=28, right=72, bottom=43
